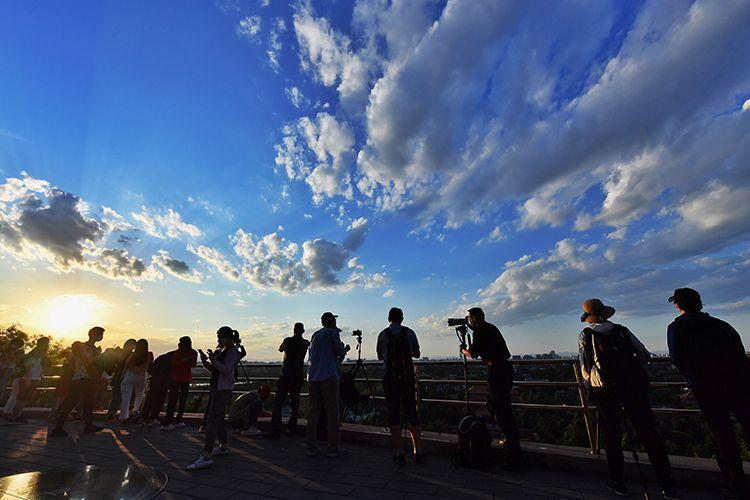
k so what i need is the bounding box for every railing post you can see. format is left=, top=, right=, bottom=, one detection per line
left=414, top=363, right=422, bottom=415
left=572, top=360, right=597, bottom=455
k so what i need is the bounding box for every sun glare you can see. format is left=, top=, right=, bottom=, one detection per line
left=43, top=294, right=108, bottom=337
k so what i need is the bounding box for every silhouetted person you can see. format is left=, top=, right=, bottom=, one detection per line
left=306, top=312, right=348, bottom=458
left=377, top=307, right=424, bottom=465
left=162, top=336, right=197, bottom=430
left=460, top=307, right=522, bottom=467
left=119, top=339, right=153, bottom=424
left=7, top=337, right=49, bottom=422
left=1, top=338, right=24, bottom=413
left=268, top=322, right=309, bottom=438
left=187, top=326, right=241, bottom=470
left=106, top=339, right=136, bottom=421
left=51, top=327, right=106, bottom=437
left=0, top=338, right=24, bottom=408
left=141, top=347, right=173, bottom=426
left=578, top=299, right=677, bottom=499
left=230, top=385, right=271, bottom=436
left=667, top=288, right=750, bottom=499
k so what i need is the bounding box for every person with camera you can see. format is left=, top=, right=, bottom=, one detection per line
left=667, top=288, right=750, bottom=499
left=306, top=312, right=348, bottom=458
left=267, top=322, right=309, bottom=438
left=579, top=298, right=677, bottom=499
left=459, top=307, right=522, bottom=467
left=377, top=307, right=425, bottom=465
left=187, top=326, right=241, bottom=471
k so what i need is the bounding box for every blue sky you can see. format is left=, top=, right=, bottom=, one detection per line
left=0, top=0, right=749, bottom=358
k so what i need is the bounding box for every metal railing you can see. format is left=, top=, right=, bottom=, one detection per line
left=6, top=356, right=703, bottom=456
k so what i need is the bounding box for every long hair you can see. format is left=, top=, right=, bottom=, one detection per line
left=130, top=339, right=149, bottom=365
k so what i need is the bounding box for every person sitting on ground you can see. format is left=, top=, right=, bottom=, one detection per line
left=0, top=338, right=24, bottom=408
left=228, top=385, right=272, bottom=437
left=377, top=307, right=425, bottom=465
left=106, top=339, right=136, bottom=422
left=578, top=299, right=677, bottom=499
left=268, top=322, right=309, bottom=438
left=667, top=288, right=750, bottom=499
left=161, top=336, right=197, bottom=431
left=7, top=337, right=50, bottom=422
left=119, top=339, right=153, bottom=425
left=306, top=312, right=349, bottom=458
left=141, top=347, right=174, bottom=426
left=51, top=327, right=106, bottom=437
left=187, top=326, right=241, bottom=471
left=460, top=307, right=523, bottom=467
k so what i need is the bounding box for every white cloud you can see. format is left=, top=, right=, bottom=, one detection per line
left=267, top=18, right=286, bottom=72
left=743, top=97, right=750, bottom=112
left=476, top=226, right=504, bottom=245
left=237, top=15, right=262, bottom=40
left=187, top=243, right=240, bottom=281
left=152, top=250, right=202, bottom=283
left=383, top=288, right=394, bottom=298
left=131, top=207, right=202, bottom=239
left=285, top=86, right=305, bottom=108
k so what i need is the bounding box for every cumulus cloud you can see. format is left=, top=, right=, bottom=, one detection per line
left=267, top=18, right=286, bottom=72
left=152, top=250, right=202, bottom=283
left=476, top=226, right=504, bottom=245
left=275, top=112, right=355, bottom=203
left=131, top=207, right=202, bottom=239
left=237, top=15, right=262, bottom=40
left=285, top=86, right=305, bottom=108
left=188, top=243, right=240, bottom=281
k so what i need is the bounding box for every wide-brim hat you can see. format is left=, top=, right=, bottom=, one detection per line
left=581, top=298, right=615, bottom=321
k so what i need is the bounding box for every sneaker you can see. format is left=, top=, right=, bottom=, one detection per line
left=161, top=424, right=175, bottom=431
left=393, top=454, right=406, bottom=466
left=49, top=427, right=68, bottom=438
left=607, top=480, right=629, bottom=497
left=175, top=422, right=186, bottom=429
left=661, top=487, right=679, bottom=500
left=240, top=427, right=262, bottom=437
left=210, top=446, right=229, bottom=457
left=186, top=455, right=214, bottom=471
left=413, top=453, right=427, bottom=464
left=83, top=424, right=104, bottom=434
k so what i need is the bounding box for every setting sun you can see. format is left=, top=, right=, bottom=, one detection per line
left=42, top=294, right=108, bottom=337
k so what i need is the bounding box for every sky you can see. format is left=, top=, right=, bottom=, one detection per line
left=0, top=0, right=749, bottom=359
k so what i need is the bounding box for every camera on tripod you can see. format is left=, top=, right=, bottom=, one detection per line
left=352, top=329, right=363, bottom=338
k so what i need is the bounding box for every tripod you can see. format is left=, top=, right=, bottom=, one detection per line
left=348, top=334, right=376, bottom=418
left=455, top=326, right=472, bottom=414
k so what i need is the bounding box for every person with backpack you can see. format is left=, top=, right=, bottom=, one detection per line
left=51, top=327, right=106, bottom=437
left=460, top=307, right=522, bottom=467
left=376, top=307, right=425, bottom=465
left=106, top=339, right=136, bottom=422
left=6, top=337, right=50, bottom=422
left=118, top=339, right=153, bottom=424
left=161, top=336, right=197, bottom=431
left=267, top=322, right=309, bottom=438
left=306, top=312, right=349, bottom=458
left=141, top=347, right=174, bottom=426
left=578, top=298, right=678, bottom=499
left=667, top=288, right=750, bottom=499
left=187, top=326, right=241, bottom=471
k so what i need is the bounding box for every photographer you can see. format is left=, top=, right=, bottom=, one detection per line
left=306, top=312, right=348, bottom=458
left=459, top=307, right=522, bottom=466
left=579, top=299, right=677, bottom=498
left=187, top=326, right=240, bottom=471
left=377, top=307, right=424, bottom=465
left=268, top=322, right=309, bottom=438
left=667, top=288, right=750, bottom=498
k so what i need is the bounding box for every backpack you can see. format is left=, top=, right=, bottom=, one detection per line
left=583, top=325, right=646, bottom=388
left=454, top=415, right=492, bottom=469
left=339, top=370, right=366, bottom=407
left=384, top=327, right=414, bottom=384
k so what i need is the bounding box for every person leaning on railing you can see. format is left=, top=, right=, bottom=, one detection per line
left=578, top=299, right=677, bottom=499
left=459, top=307, right=522, bottom=468
left=667, top=288, right=750, bottom=499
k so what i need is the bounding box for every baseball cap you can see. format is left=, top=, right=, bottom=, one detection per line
left=321, top=312, right=338, bottom=324
left=668, top=288, right=702, bottom=307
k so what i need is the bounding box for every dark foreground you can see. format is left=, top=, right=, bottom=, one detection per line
left=0, top=420, right=725, bottom=499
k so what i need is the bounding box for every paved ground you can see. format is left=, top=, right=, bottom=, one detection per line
left=0, top=420, right=726, bottom=499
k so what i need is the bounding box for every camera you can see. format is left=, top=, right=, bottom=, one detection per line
left=447, top=318, right=467, bottom=327
left=352, top=329, right=363, bottom=338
